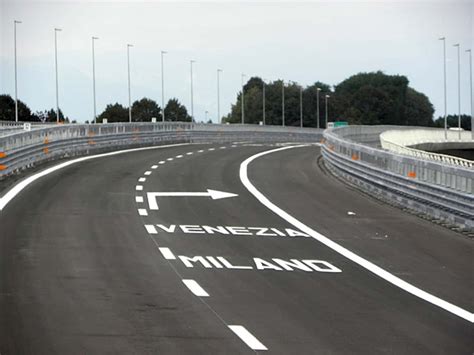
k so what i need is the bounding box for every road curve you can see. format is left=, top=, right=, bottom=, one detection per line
left=0, top=143, right=472, bottom=354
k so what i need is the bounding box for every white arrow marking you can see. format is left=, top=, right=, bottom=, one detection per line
left=147, top=189, right=238, bottom=210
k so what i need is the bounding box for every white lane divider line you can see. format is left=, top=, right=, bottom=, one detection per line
left=136, top=185, right=143, bottom=191
left=144, top=224, right=158, bottom=234
left=208, top=148, right=215, bottom=151
left=182, top=279, right=210, bottom=297
left=139, top=177, right=146, bottom=182
left=135, top=196, right=144, bottom=203
left=231, top=145, right=237, bottom=148
left=219, top=146, right=226, bottom=149
left=159, top=161, right=166, bottom=164
left=240, top=145, right=474, bottom=324
left=138, top=208, right=148, bottom=216
left=176, top=155, right=183, bottom=158
left=186, top=152, right=193, bottom=155
left=228, top=325, right=268, bottom=351
left=167, top=158, right=174, bottom=161
left=151, top=165, right=158, bottom=169
left=198, top=150, right=204, bottom=153
left=159, top=247, right=176, bottom=260
left=144, top=171, right=152, bottom=175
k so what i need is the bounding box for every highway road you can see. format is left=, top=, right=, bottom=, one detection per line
left=0, top=143, right=472, bottom=354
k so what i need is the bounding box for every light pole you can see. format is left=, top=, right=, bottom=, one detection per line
left=14, top=20, right=21, bottom=122
left=467, top=49, right=473, bottom=140
left=54, top=28, right=62, bottom=123
left=454, top=43, right=461, bottom=139
left=161, top=50, right=167, bottom=122
left=262, top=79, right=266, bottom=125
left=439, top=37, right=448, bottom=140
left=217, top=69, right=222, bottom=123
left=190, top=60, right=195, bottom=122
left=316, top=87, right=321, bottom=129
left=325, top=94, right=330, bottom=128
left=300, top=85, right=303, bottom=128
left=127, top=44, right=133, bottom=123
left=241, top=73, right=245, bottom=124
left=205, top=110, right=209, bottom=122
left=282, top=80, right=285, bottom=127
left=92, top=36, right=99, bottom=123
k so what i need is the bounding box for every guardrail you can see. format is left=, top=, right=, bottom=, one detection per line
left=380, top=129, right=474, bottom=168
left=323, top=126, right=473, bottom=231
left=0, top=122, right=322, bottom=178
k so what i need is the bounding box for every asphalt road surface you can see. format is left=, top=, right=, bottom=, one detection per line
left=1, top=143, right=472, bottom=354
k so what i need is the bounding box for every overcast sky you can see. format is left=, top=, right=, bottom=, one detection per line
left=0, top=0, right=473, bottom=123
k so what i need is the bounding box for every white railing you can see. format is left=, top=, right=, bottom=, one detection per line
left=380, top=129, right=474, bottom=168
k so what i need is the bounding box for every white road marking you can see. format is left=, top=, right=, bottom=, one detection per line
left=219, top=146, right=226, bottom=149
left=176, top=155, right=183, bottom=158
left=240, top=145, right=474, bottom=323
left=151, top=165, right=158, bottom=169
left=228, top=325, right=268, bottom=351
left=167, top=158, right=174, bottom=161
left=144, top=171, right=152, bottom=175
left=208, top=148, right=215, bottom=151
left=186, top=152, right=193, bottom=155
left=182, top=279, right=210, bottom=297
left=159, top=161, right=166, bottom=164
left=159, top=247, right=176, bottom=260
left=198, top=150, right=204, bottom=153
left=347, top=211, right=356, bottom=216
left=147, top=189, right=238, bottom=210
left=231, top=145, right=237, bottom=148
left=139, top=177, right=146, bottom=182
left=138, top=208, right=148, bottom=216
left=135, top=196, right=144, bottom=203
left=144, top=224, right=158, bottom=234
left=136, top=185, right=143, bottom=191
left=0, top=143, right=189, bottom=211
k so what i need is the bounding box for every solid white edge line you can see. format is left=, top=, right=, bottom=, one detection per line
left=182, top=279, right=210, bottom=297
left=144, top=224, right=158, bottom=234
left=138, top=208, right=148, bottom=216
left=0, top=143, right=190, bottom=211
left=159, top=247, right=176, bottom=260
left=239, top=145, right=474, bottom=323
left=135, top=196, right=144, bottom=203
left=228, top=325, right=268, bottom=351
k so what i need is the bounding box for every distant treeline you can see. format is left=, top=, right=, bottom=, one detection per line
left=1, top=71, right=471, bottom=128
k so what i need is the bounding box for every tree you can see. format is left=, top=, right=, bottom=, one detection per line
left=433, top=114, right=471, bottom=131
left=132, top=98, right=161, bottom=122
left=35, top=108, right=69, bottom=123
left=97, top=103, right=128, bottom=123
left=0, top=94, right=36, bottom=121
left=164, top=98, right=191, bottom=122
left=404, top=88, right=435, bottom=127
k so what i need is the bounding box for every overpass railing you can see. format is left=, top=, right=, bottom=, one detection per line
left=323, top=125, right=473, bottom=230
left=0, top=122, right=322, bottom=178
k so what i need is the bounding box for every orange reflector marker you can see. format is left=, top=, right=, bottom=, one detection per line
left=0, top=152, right=6, bottom=158
left=88, top=140, right=95, bottom=145
left=351, top=154, right=359, bottom=160
left=44, top=137, right=49, bottom=144
left=408, top=171, right=416, bottom=178
left=43, top=147, right=49, bottom=154
left=0, top=165, right=7, bottom=171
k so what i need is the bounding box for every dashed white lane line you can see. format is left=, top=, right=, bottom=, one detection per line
left=182, top=279, right=210, bottom=297
left=219, top=146, right=226, bottom=149
left=151, top=165, right=158, bottom=169
left=136, top=185, right=143, bottom=191
left=198, top=150, right=204, bottom=153
left=135, top=196, right=144, bottom=203
left=144, top=224, right=158, bottom=234
left=186, top=152, right=193, bottom=155
left=138, top=208, right=148, bottom=216
left=167, top=158, right=174, bottom=161
left=144, top=171, right=152, bottom=175
left=159, top=247, right=176, bottom=260
left=240, top=145, right=474, bottom=324
left=231, top=145, right=237, bottom=148
left=208, top=148, right=215, bottom=151
left=176, top=155, right=183, bottom=158
left=139, top=177, right=146, bottom=182
left=159, top=161, right=166, bottom=164
left=228, top=325, right=268, bottom=351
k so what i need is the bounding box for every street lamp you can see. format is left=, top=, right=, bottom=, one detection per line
left=300, top=84, right=303, bottom=128
left=467, top=49, right=473, bottom=140
left=325, top=94, right=330, bottom=128
left=262, top=79, right=266, bottom=125
left=190, top=60, right=195, bottom=122
left=282, top=80, right=285, bottom=127
left=14, top=20, right=22, bottom=122
left=241, top=73, right=246, bottom=124
left=454, top=43, right=461, bottom=139
left=217, top=69, right=222, bottom=123
left=205, top=110, right=209, bottom=122
left=127, top=44, right=133, bottom=123
left=92, top=36, right=99, bottom=123
left=54, top=28, right=62, bottom=123
left=439, top=37, right=448, bottom=140
left=316, top=87, right=321, bottom=129
left=161, top=50, right=167, bottom=122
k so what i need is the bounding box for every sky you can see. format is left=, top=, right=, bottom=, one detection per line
left=0, top=0, right=473, bottom=123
